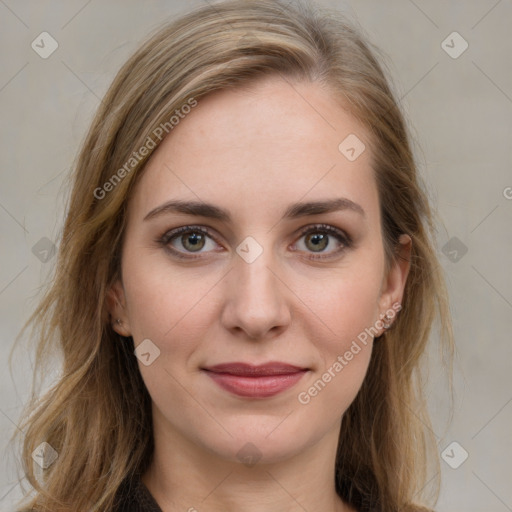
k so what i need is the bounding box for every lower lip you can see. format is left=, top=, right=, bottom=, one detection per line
left=203, top=370, right=307, bottom=398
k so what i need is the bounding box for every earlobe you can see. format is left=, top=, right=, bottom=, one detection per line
left=106, top=279, right=132, bottom=337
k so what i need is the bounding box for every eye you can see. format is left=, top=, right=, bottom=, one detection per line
left=292, top=224, right=352, bottom=260
left=158, top=225, right=219, bottom=259
left=157, top=223, right=352, bottom=260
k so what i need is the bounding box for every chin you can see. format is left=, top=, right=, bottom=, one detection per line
left=194, top=418, right=321, bottom=467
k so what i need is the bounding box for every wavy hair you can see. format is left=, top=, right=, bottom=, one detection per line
left=9, top=1, right=454, bottom=510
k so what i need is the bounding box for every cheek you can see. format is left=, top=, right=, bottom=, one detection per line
left=296, top=281, right=377, bottom=420
left=303, top=263, right=383, bottom=350
left=121, top=248, right=217, bottom=342
left=297, top=259, right=382, bottom=406
left=121, top=257, right=216, bottom=408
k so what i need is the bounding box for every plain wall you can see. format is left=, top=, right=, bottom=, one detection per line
left=1, top=1, right=511, bottom=510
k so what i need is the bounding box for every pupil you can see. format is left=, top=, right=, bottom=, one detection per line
left=308, top=233, right=327, bottom=252
left=184, top=233, right=204, bottom=251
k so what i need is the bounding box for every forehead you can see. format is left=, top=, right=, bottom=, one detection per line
left=128, top=76, right=379, bottom=225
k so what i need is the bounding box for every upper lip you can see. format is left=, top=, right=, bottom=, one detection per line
left=202, top=362, right=308, bottom=376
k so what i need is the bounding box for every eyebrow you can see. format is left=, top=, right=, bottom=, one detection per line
left=143, top=197, right=366, bottom=222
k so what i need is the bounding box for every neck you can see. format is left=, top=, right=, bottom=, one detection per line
left=141, top=414, right=355, bottom=512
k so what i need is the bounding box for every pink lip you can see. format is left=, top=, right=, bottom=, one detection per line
left=202, top=362, right=308, bottom=398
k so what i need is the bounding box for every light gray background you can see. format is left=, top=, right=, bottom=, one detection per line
left=1, top=1, right=511, bottom=511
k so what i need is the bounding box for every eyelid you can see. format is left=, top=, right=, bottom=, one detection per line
left=158, top=225, right=220, bottom=260
left=159, top=225, right=215, bottom=244
left=157, top=223, right=352, bottom=260
left=291, top=223, right=352, bottom=259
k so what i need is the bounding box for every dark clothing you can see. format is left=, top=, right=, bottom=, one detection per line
left=113, top=477, right=163, bottom=512
left=112, top=476, right=388, bottom=512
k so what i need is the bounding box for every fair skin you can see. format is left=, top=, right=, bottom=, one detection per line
left=108, top=75, right=411, bottom=512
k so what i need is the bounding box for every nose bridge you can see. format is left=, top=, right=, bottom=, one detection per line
left=221, top=237, right=291, bottom=338
left=236, top=249, right=277, bottom=302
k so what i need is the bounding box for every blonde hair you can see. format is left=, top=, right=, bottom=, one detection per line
left=8, top=1, right=454, bottom=510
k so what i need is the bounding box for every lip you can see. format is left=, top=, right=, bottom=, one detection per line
left=202, top=362, right=309, bottom=398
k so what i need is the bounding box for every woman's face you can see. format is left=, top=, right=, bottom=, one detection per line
left=109, top=76, right=410, bottom=465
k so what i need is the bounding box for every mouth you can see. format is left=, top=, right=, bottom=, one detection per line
left=201, top=362, right=309, bottom=399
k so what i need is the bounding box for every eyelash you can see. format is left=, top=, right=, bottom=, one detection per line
left=157, top=223, right=353, bottom=261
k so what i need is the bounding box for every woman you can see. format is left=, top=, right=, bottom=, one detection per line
left=9, top=0, right=454, bottom=511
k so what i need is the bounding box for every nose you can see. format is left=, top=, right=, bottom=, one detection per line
left=220, top=245, right=292, bottom=341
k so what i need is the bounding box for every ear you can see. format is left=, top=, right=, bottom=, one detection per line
left=376, top=234, right=412, bottom=334
left=106, top=279, right=132, bottom=337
